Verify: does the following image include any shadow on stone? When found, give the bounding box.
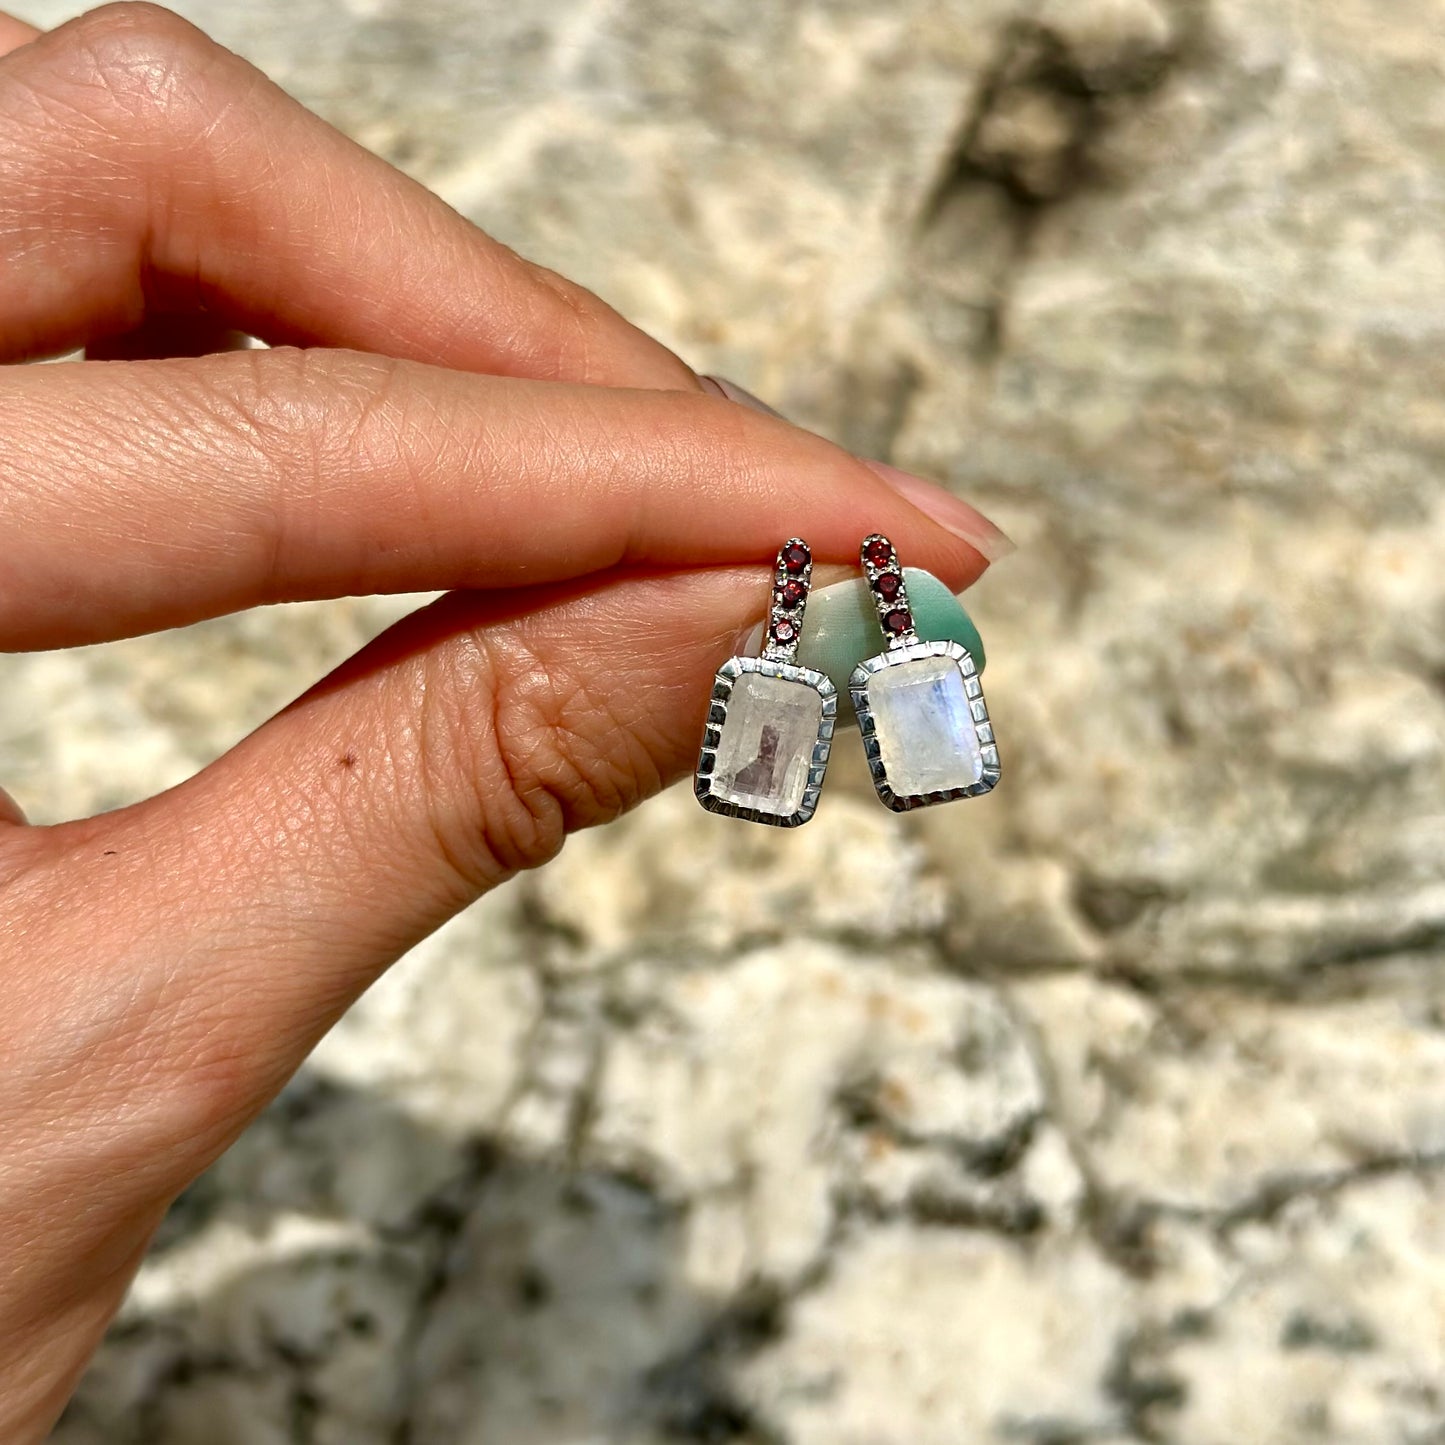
[54,1071,774,1445]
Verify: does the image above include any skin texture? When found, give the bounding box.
[0,5,1003,1436]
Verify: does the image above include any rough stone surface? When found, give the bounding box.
[5,0,1443,1439]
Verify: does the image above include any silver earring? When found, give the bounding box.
[694,538,837,826]
[850,534,1000,810]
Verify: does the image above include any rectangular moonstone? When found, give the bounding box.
[867,656,983,797]
[712,672,824,815]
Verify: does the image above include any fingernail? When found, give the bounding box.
[698,374,788,420]
[699,379,1013,562]
[863,460,1015,562]
[736,569,986,716]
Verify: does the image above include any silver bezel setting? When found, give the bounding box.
[695,656,837,827]
[850,639,1000,812]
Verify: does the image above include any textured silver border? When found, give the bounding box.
[695,656,837,827]
[849,639,1000,812]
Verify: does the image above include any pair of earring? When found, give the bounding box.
[695,536,1000,826]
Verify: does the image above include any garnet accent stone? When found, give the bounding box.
[883,608,913,635]
[782,544,810,574]
[772,619,797,643]
[864,539,893,569]
[780,580,806,607]
[874,572,902,600]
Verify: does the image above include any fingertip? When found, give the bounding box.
[690,382,1004,593]
[862,460,1015,564]
[0,11,41,56]
[697,374,788,420]
[0,785,29,826]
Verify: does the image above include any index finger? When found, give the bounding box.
[0,3,695,387]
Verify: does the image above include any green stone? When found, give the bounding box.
[796,568,986,707]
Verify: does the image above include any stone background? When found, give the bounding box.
[5,0,1445,1439]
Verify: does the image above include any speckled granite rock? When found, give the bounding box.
[10,0,1444,1440]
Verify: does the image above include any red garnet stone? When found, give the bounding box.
[875,572,902,600]
[782,544,810,573]
[780,580,806,607]
[773,619,797,643]
[864,538,893,569]
[884,608,913,635]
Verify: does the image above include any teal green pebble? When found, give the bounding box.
[796,568,986,712]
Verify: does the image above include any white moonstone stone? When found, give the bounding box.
[867,656,983,797]
[712,672,824,815]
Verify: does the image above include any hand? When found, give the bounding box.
[0,5,1003,1435]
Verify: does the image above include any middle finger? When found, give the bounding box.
[0,347,993,649]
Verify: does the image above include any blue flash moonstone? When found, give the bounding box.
[866,656,983,796]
